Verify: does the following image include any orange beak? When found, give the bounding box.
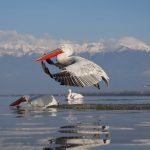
[10,97,26,106]
[35,48,63,62]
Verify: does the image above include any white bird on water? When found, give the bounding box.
[10,95,58,108]
[35,44,109,89]
[67,89,84,101]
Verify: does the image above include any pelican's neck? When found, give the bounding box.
[69,89,72,94]
[56,53,71,64]
[67,89,72,99]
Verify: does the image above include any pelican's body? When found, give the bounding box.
[67,89,84,101]
[10,95,58,108]
[36,44,109,89]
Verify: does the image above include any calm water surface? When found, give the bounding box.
[0,95,150,150]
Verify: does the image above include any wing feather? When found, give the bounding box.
[73,76,84,87]
[70,76,79,86]
[41,57,109,89]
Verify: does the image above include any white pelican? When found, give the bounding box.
[35,44,109,89]
[10,95,58,108]
[67,89,84,100]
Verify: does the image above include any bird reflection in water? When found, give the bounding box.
[67,98,84,105]
[10,106,58,118]
[44,122,110,150]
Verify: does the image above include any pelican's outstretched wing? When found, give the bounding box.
[41,58,109,89]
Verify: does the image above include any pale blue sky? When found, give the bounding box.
[0,0,150,94]
[0,0,150,41]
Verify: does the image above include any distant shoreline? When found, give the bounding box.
[0,91,150,97]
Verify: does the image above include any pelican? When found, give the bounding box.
[10,95,58,108]
[35,44,109,89]
[67,89,84,100]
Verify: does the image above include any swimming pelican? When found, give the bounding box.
[67,89,84,100]
[35,44,109,89]
[10,95,58,108]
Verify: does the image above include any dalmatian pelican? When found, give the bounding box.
[35,44,109,89]
[10,95,58,108]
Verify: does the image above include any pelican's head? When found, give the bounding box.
[59,44,73,56]
[35,44,73,62]
[68,89,72,93]
[22,95,30,101]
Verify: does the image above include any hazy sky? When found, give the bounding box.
[0,0,150,94]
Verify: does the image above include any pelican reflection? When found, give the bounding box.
[10,106,58,118]
[44,122,110,150]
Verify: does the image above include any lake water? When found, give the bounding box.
[0,95,150,150]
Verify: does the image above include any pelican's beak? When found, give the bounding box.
[10,97,26,106]
[35,48,63,62]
